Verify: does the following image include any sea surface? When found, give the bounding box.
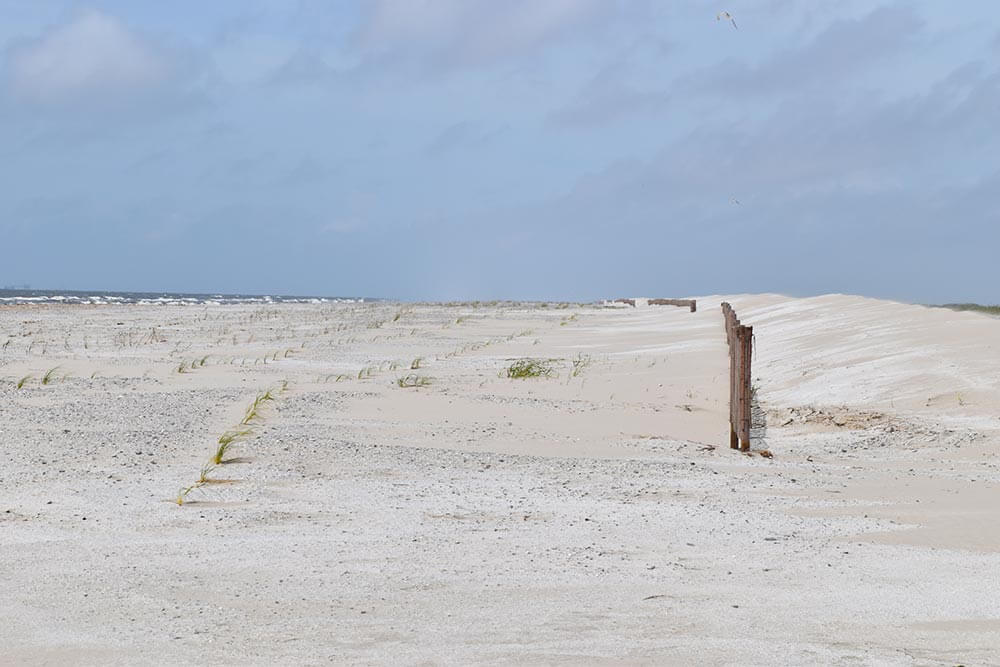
[0,289,367,306]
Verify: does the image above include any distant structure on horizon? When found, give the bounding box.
[1,284,31,290]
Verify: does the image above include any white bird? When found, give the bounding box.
[717,11,738,29]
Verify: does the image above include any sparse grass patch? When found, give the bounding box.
[504,358,557,379]
[16,374,30,389]
[410,357,423,370]
[396,374,432,388]
[560,313,579,326]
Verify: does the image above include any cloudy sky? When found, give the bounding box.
[1,1,997,301]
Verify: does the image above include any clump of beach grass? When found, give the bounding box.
[410,357,423,370]
[396,374,432,388]
[41,366,61,385]
[240,391,273,426]
[504,359,557,379]
[214,429,252,464]
[16,374,31,389]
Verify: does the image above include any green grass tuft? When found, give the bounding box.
[214,429,251,463]
[16,375,31,389]
[504,359,557,379]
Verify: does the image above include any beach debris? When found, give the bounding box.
[717,10,738,29]
[758,449,773,459]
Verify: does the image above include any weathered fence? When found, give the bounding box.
[721,302,752,451]
[649,298,697,312]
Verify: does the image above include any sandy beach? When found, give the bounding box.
[2,295,999,665]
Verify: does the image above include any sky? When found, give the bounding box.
[0,0,997,302]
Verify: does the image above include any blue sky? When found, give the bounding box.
[1,1,997,301]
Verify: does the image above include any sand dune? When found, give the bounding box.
[1,295,998,664]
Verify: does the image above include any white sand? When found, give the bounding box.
[1,295,998,664]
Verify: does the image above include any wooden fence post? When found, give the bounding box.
[738,325,753,451]
[721,303,753,451]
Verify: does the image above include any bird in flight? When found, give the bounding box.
[729,196,742,206]
[717,11,738,29]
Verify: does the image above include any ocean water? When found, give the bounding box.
[0,289,367,306]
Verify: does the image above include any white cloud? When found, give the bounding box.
[6,10,170,104]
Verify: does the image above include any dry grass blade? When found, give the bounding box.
[42,366,61,385]
[174,481,206,506]
[198,462,217,483]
